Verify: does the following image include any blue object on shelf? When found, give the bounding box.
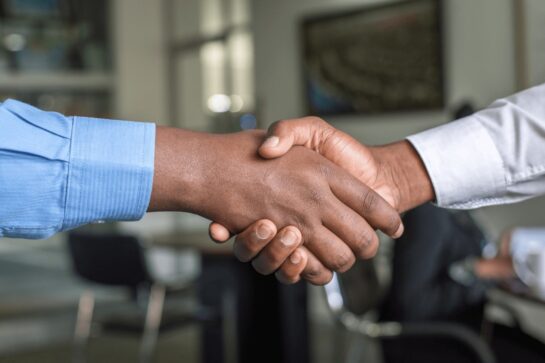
[8,0,61,17]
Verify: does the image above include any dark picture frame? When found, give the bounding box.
[300,0,445,116]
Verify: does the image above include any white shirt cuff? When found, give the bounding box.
[407,117,506,209]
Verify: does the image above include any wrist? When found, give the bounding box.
[370,140,434,212]
[148,126,210,213]
[149,128,268,225]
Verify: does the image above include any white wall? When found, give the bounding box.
[251,0,545,238]
[113,0,169,124]
[527,0,545,87]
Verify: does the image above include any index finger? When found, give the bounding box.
[327,164,404,239]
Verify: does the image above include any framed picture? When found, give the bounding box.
[301,0,444,116]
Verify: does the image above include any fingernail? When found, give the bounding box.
[262,136,279,148]
[393,223,404,239]
[280,230,298,247]
[290,251,302,264]
[256,224,272,240]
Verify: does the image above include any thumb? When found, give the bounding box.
[259,123,296,159]
[259,117,329,159]
[209,222,232,243]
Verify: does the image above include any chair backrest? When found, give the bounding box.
[67,232,151,288]
[382,203,486,323]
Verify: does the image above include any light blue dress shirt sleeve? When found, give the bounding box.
[0,99,156,239]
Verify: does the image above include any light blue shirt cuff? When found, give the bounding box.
[63,116,156,230]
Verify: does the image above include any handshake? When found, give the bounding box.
[149,117,435,285]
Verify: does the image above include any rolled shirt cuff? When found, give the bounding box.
[63,116,155,230]
[407,116,506,209]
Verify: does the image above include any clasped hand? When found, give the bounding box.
[207,118,413,285]
[151,119,429,285]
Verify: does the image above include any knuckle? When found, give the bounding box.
[361,190,380,213]
[335,211,351,225]
[359,233,380,259]
[306,116,327,126]
[310,271,334,286]
[352,231,378,259]
[362,241,380,259]
[304,264,322,279]
[270,119,288,132]
[290,215,310,238]
[318,163,333,179]
[308,188,325,205]
[306,116,336,140]
[386,214,402,234]
[329,250,355,273]
[285,214,308,239]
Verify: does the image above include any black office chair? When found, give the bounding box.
[324,261,496,363]
[67,232,205,363]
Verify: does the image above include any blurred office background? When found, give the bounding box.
[0,0,545,362]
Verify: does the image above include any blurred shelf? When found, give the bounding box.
[0,72,114,91]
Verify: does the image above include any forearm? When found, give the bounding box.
[370,140,435,213]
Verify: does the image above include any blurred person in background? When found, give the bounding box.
[380,103,496,329]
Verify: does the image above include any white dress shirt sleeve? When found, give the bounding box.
[407,83,545,209]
